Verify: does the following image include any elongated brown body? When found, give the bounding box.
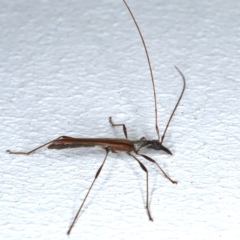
[48,137,135,153]
[47,136,172,155]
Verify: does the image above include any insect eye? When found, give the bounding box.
[147,141,161,150]
[152,141,161,150]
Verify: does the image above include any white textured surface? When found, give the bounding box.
[1,0,240,239]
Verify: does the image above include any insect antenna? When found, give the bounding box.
[123,0,186,144]
[161,66,186,144]
[123,0,160,141]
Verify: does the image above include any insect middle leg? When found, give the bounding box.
[6,136,74,155]
[109,117,128,139]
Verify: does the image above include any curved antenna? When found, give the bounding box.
[161,66,186,144]
[123,0,160,141]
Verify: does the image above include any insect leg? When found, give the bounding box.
[136,152,177,184]
[6,136,74,155]
[67,147,110,235]
[109,117,128,139]
[128,152,153,221]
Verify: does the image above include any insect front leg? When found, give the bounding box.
[128,152,153,221]
[109,117,128,139]
[6,136,74,155]
[136,152,177,184]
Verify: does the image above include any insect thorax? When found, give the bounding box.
[132,140,150,152]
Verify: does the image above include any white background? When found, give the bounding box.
[1,0,240,239]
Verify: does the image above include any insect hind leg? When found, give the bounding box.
[67,147,110,235]
[6,136,73,155]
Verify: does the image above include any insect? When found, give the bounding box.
[7,0,186,235]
